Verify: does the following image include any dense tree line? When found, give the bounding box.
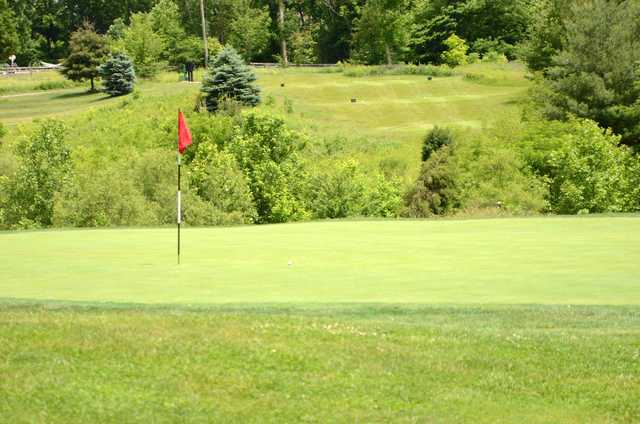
[3,0,537,66]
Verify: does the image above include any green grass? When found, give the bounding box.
[0,70,80,96]
[256,63,528,143]
[1,302,638,423]
[1,217,638,305]
[0,77,197,126]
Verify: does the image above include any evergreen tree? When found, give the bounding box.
[201,46,260,113]
[100,53,136,96]
[61,22,109,91]
[533,0,640,149]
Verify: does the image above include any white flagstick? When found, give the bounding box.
[177,149,182,265]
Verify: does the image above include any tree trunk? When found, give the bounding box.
[200,0,209,68]
[385,44,392,66]
[90,77,94,91]
[278,0,288,67]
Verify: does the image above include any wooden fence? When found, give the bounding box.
[250,62,335,68]
[0,66,60,75]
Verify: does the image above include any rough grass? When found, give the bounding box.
[1,302,638,423]
[1,217,638,305]
[0,71,81,95]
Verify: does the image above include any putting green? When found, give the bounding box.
[1,217,638,305]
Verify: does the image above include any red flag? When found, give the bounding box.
[178,111,192,154]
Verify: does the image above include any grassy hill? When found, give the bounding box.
[0,63,529,184]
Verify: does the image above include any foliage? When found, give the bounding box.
[228,6,271,62]
[188,142,256,224]
[407,133,547,217]
[519,0,569,72]
[228,112,308,224]
[61,22,110,91]
[409,0,534,64]
[421,126,454,162]
[529,0,640,149]
[305,159,402,219]
[339,63,455,78]
[150,0,191,66]
[201,47,260,113]
[543,119,639,214]
[441,34,468,67]
[117,12,166,78]
[0,0,19,60]
[2,120,72,228]
[289,25,319,65]
[351,0,411,65]
[100,53,136,96]
[53,154,157,227]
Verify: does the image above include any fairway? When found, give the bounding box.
[255,66,528,143]
[2,217,638,305]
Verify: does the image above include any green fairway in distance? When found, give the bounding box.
[1,216,638,305]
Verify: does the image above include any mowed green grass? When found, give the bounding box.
[0,77,198,125]
[256,64,528,143]
[1,217,638,305]
[1,303,639,423]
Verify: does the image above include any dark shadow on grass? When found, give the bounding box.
[51,90,103,100]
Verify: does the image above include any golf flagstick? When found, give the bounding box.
[177,110,192,265]
[177,150,181,264]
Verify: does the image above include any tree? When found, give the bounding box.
[422,126,454,162]
[441,34,468,67]
[228,6,271,61]
[351,0,410,65]
[532,0,640,149]
[100,52,135,96]
[61,22,109,91]
[201,46,260,112]
[150,0,186,65]
[0,0,19,61]
[3,120,72,228]
[117,12,166,78]
[277,0,289,66]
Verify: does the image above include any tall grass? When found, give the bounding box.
[0,71,81,95]
[337,63,456,78]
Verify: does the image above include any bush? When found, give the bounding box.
[421,126,454,162]
[407,134,547,217]
[545,119,640,214]
[341,63,455,78]
[228,112,309,223]
[53,159,157,227]
[482,50,508,64]
[201,47,260,113]
[306,159,403,219]
[441,34,468,67]
[2,120,72,228]
[100,53,136,96]
[188,142,256,224]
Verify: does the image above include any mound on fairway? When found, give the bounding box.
[1,217,638,305]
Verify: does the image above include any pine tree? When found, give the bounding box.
[62,22,109,92]
[100,53,135,96]
[201,47,260,113]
